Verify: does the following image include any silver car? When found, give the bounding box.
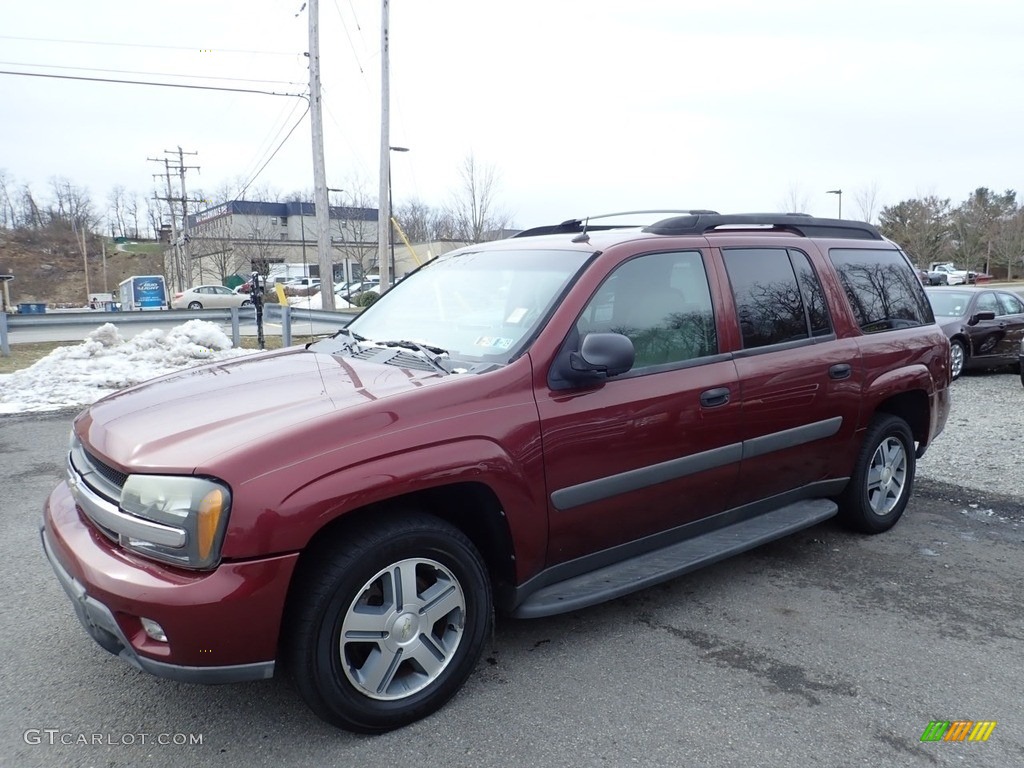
[171,285,253,310]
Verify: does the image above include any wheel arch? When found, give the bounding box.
[949,333,969,354]
[285,481,518,618]
[873,389,930,450]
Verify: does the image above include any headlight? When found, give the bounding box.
[119,475,231,570]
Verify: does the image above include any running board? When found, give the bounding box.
[513,499,838,619]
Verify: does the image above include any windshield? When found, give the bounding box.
[926,290,972,317]
[347,248,590,366]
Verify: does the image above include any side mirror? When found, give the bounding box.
[569,333,635,378]
[548,332,636,390]
[967,311,996,326]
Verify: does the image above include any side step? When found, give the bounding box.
[513,499,838,619]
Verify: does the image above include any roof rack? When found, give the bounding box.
[513,209,720,238]
[643,213,883,240]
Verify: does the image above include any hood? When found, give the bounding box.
[77,347,445,473]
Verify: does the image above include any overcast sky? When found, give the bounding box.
[2,0,1023,230]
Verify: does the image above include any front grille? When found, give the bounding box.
[82,447,129,491]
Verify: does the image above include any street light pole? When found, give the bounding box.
[388,146,409,283]
[377,0,391,292]
[826,189,843,219]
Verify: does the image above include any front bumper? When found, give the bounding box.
[42,481,300,684]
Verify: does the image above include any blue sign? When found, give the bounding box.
[133,277,166,309]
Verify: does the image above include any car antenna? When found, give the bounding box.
[571,217,591,243]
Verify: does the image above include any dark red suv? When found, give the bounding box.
[42,212,951,732]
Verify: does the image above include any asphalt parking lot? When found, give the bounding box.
[1,372,1022,768]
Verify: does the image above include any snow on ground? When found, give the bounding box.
[0,320,257,415]
[288,291,355,310]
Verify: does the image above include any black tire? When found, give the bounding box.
[285,513,492,733]
[240,300,252,307]
[187,301,203,310]
[949,339,967,380]
[1019,361,1023,388]
[838,414,916,534]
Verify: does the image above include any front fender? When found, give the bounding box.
[223,437,548,581]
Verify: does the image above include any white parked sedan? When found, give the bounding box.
[172,285,253,310]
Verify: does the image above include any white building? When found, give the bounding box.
[167,200,379,289]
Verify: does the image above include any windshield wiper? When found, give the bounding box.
[306,327,365,353]
[372,339,452,373]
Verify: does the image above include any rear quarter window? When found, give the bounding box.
[828,248,934,333]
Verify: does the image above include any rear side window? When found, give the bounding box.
[998,292,1024,316]
[722,248,832,349]
[828,249,934,333]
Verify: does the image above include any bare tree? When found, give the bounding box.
[49,177,98,231]
[124,191,142,239]
[329,183,379,280]
[393,198,433,243]
[853,183,881,223]
[107,185,129,238]
[146,192,164,240]
[445,154,512,243]
[0,169,15,229]
[779,183,810,214]
[18,184,44,228]
[234,217,283,281]
[191,215,245,284]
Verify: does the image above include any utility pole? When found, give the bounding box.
[307,0,336,309]
[171,146,200,283]
[149,150,200,290]
[72,218,91,302]
[377,0,392,292]
[150,157,182,290]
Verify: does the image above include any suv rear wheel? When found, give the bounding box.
[838,414,916,534]
[286,513,492,733]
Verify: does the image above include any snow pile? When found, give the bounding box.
[0,320,256,415]
[288,291,355,310]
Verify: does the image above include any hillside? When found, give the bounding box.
[0,226,166,307]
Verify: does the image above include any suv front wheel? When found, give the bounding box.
[286,513,492,733]
[838,414,916,534]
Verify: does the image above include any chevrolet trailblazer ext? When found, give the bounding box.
[43,212,950,732]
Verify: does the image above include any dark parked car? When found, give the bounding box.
[1019,337,1024,387]
[917,268,948,286]
[925,286,1024,379]
[44,212,950,733]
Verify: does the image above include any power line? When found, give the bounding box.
[236,97,307,193]
[0,59,306,87]
[332,0,366,75]
[234,102,311,200]
[0,69,307,98]
[0,33,298,57]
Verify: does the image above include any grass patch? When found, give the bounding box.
[0,341,66,374]
[239,335,319,351]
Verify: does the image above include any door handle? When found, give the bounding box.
[829,363,852,380]
[699,387,730,408]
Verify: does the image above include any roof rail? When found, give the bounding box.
[643,213,883,240]
[513,209,720,238]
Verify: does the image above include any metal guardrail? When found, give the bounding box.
[0,305,359,357]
